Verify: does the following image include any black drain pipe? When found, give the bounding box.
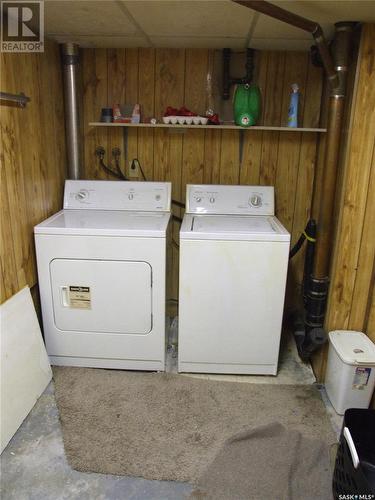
[302,220,317,305]
[301,219,328,359]
[289,220,327,361]
[222,48,254,100]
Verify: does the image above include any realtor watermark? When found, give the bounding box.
[1,1,44,52]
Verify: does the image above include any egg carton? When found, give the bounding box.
[162,116,208,125]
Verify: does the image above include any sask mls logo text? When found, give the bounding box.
[1,1,44,52]
[339,495,375,500]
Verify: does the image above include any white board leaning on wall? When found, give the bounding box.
[0,286,52,453]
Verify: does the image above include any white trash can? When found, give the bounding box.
[325,330,375,415]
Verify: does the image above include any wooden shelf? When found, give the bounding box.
[89,122,327,133]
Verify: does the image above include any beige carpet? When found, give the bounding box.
[53,367,335,483]
[190,422,333,500]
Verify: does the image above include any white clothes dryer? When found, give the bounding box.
[35,180,171,371]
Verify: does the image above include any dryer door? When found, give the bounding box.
[50,259,152,334]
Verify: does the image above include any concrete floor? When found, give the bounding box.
[1,333,341,500]
[0,382,193,500]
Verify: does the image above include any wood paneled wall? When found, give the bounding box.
[314,24,375,381]
[82,48,323,304]
[0,41,66,304]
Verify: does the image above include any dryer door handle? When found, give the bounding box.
[61,286,70,307]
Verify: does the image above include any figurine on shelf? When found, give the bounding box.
[206,108,220,125]
[112,103,141,123]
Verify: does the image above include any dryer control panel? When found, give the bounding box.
[64,181,171,212]
[186,185,275,215]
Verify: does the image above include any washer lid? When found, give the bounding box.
[329,330,375,365]
[180,215,290,242]
[34,210,170,237]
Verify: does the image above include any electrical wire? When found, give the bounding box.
[172,214,183,223]
[131,158,186,210]
[98,152,187,213]
[171,199,185,209]
[289,232,306,260]
[99,158,124,179]
[130,158,147,181]
[96,151,183,252]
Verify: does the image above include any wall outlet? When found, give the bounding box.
[128,160,140,178]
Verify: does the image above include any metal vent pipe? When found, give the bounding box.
[61,43,81,180]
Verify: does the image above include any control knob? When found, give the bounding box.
[250,195,262,207]
[76,189,89,201]
[209,197,215,203]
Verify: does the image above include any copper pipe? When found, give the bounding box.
[331,22,357,96]
[313,22,355,278]
[313,96,345,277]
[232,0,339,89]
[234,0,316,31]
[311,82,330,220]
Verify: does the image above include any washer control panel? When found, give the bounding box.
[64,180,171,211]
[186,185,274,215]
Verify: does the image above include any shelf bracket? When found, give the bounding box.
[122,126,129,164]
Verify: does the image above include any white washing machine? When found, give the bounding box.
[35,180,171,371]
[178,184,290,375]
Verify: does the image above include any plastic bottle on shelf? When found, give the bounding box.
[288,83,299,127]
[233,84,261,127]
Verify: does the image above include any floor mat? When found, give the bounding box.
[190,422,332,500]
[53,367,335,483]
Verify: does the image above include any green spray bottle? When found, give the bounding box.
[233,83,261,127]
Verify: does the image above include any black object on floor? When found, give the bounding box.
[333,408,375,498]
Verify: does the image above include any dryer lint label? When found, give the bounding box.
[69,286,91,309]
